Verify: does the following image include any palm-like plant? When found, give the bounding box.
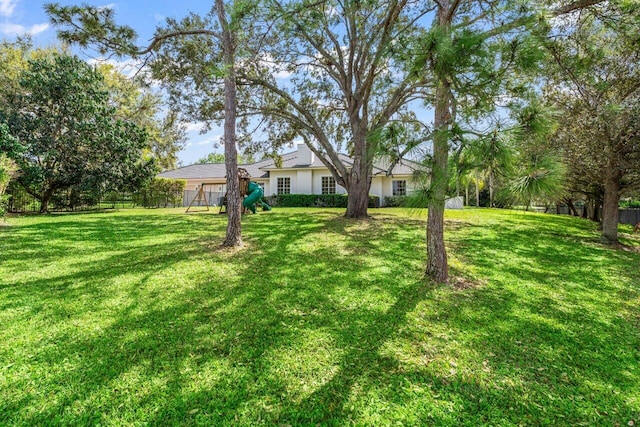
[508,153,567,210]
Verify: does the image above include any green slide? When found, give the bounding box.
[242,181,272,214]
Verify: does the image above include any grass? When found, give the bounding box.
[1,207,639,426]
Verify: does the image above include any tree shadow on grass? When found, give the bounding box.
[2,209,639,426]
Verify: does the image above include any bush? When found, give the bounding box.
[384,196,408,207]
[133,178,186,208]
[270,193,379,208]
[620,200,640,209]
[0,194,9,219]
[0,154,19,219]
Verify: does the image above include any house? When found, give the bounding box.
[157,144,423,207]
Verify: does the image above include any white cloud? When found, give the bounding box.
[86,57,147,79]
[0,0,16,17]
[196,135,221,146]
[253,53,293,80]
[96,3,116,12]
[154,13,165,22]
[0,22,49,36]
[185,122,206,133]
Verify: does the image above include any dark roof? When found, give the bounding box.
[158,162,269,180]
[158,149,424,180]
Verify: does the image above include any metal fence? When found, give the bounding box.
[620,209,640,225]
[543,205,640,225]
[5,187,182,212]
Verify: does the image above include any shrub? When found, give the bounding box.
[383,196,408,207]
[620,200,640,209]
[0,154,19,219]
[270,194,379,208]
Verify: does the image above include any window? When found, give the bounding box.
[277,177,291,195]
[392,180,406,196]
[321,176,336,194]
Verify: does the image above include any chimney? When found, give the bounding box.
[297,143,314,165]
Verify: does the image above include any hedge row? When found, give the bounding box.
[383,196,409,207]
[268,193,379,208]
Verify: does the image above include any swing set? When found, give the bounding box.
[185,168,253,214]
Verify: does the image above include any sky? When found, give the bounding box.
[1,0,235,166]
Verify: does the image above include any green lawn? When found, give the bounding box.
[1,207,639,426]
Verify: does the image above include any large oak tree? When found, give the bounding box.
[0,53,154,212]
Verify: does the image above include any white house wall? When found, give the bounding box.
[312,170,346,195]
[370,177,383,207]
[267,171,295,195]
[297,170,313,194]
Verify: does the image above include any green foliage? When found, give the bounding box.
[271,193,379,208]
[0,208,638,425]
[196,152,256,164]
[45,3,139,56]
[133,178,186,208]
[383,195,408,207]
[1,52,155,211]
[97,63,186,171]
[197,153,226,164]
[0,151,19,219]
[620,200,640,209]
[508,153,567,207]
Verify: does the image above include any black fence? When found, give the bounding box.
[541,205,639,225]
[5,186,183,213]
[620,209,640,226]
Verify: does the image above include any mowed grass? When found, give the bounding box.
[1,207,639,426]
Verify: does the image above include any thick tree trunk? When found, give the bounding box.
[38,187,55,213]
[601,175,620,244]
[39,197,49,214]
[345,122,373,219]
[345,174,371,218]
[217,0,242,248]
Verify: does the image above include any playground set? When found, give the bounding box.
[185,167,271,214]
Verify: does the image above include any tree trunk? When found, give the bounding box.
[489,170,494,208]
[565,198,578,216]
[345,173,371,218]
[345,122,373,219]
[600,175,620,244]
[217,0,242,248]
[39,197,49,214]
[425,3,454,284]
[475,171,480,207]
[426,84,452,281]
[465,182,469,207]
[426,123,449,282]
[38,187,55,213]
